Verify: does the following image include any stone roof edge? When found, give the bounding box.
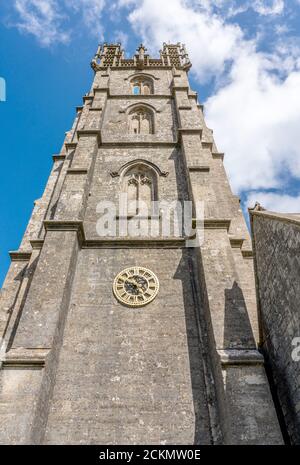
[249,205,300,228]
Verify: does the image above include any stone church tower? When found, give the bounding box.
[0,43,283,445]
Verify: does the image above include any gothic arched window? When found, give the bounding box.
[131,77,153,95]
[123,164,158,216]
[128,107,154,135]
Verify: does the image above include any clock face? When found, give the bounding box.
[113,267,159,307]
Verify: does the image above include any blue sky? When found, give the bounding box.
[0,0,300,286]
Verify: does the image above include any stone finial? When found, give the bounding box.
[254,202,266,211]
[136,44,147,69]
[137,44,147,56]
[180,43,192,70]
[249,202,266,212]
[91,44,102,70]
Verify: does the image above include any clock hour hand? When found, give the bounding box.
[126,277,138,287]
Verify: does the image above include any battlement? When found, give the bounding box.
[91,43,192,71]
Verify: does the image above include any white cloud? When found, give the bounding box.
[113,30,129,48]
[123,0,300,209]
[246,192,300,213]
[165,1,285,17]
[66,0,106,39]
[13,0,106,45]
[10,0,300,213]
[205,50,300,192]
[127,0,243,83]
[14,0,70,46]
[252,0,284,15]
[275,24,290,35]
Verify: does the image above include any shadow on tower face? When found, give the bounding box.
[224,281,256,349]
[173,249,215,445]
[5,257,39,351]
[175,243,280,445]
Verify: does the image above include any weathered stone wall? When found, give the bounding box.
[95,68,174,95]
[102,99,176,144]
[250,209,300,444]
[84,146,185,239]
[43,248,213,445]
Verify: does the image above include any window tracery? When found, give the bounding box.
[131,77,153,95]
[123,164,158,216]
